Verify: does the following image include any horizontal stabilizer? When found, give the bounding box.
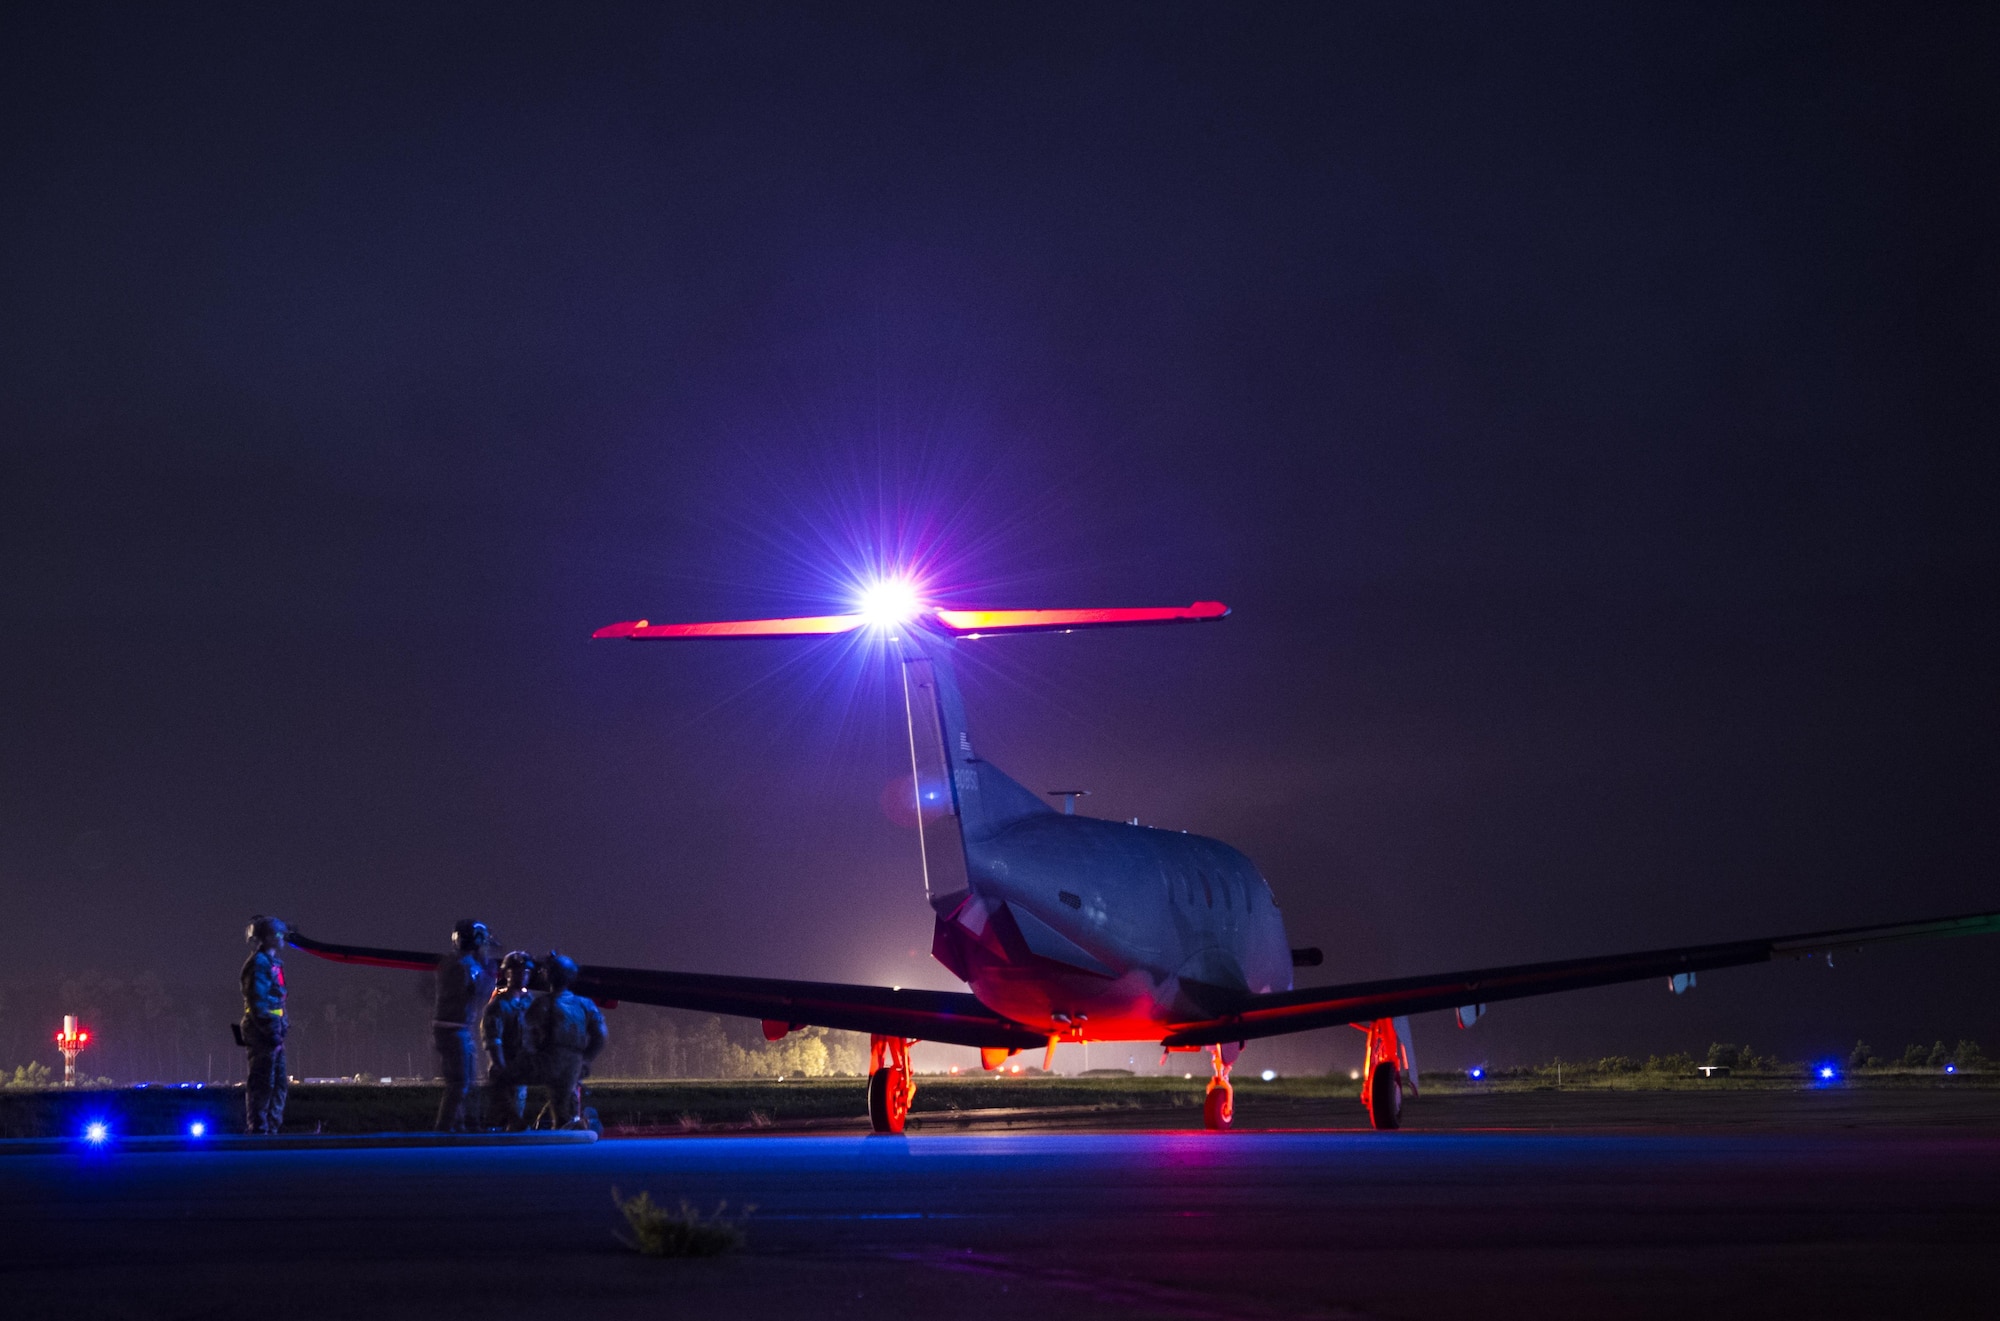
[593,614,865,639]
[593,601,1229,641]
[932,602,1228,635]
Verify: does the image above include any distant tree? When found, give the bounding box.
[1902,1042,1930,1068]
[1706,1043,1742,1070]
[1848,1040,1873,1070]
[4,1062,53,1088]
[1926,1041,1950,1068]
[1951,1041,1985,1071]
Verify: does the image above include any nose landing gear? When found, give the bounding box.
[867,1035,917,1134]
[1203,1043,1236,1130]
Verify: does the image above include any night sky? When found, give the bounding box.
[4,4,1997,1078]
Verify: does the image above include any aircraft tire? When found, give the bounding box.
[1367,1060,1402,1131]
[867,1066,909,1134]
[1202,1081,1233,1131]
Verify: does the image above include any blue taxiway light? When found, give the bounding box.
[82,1122,110,1145]
[1946,1064,1957,1074]
[1470,1067,1485,1080]
[189,1121,207,1137]
[1819,1066,1835,1079]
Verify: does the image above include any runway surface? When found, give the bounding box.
[6,1123,1999,1321]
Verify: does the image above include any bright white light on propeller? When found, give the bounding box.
[858,578,923,628]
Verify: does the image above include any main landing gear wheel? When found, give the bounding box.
[866,1034,917,1134]
[867,1065,911,1134]
[1366,1060,1402,1131]
[1203,1081,1234,1131]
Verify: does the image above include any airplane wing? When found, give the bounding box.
[288,930,441,971]
[287,931,1048,1051]
[1160,909,2000,1047]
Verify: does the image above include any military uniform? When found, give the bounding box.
[481,980,538,1130]
[240,946,288,1134]
[432,948,491,1131]
[527,984,607,1127]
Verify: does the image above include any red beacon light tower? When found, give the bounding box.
[55,1015,91,1087]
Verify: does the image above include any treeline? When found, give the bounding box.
[597,1013,872,1079]
[1,973,873,1084]
[0,971,242,1085]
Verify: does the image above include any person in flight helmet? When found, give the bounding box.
[527,952,606,1128]
[432,919,493,1132]
[481,951,539,1131]
[239,915,290,1134]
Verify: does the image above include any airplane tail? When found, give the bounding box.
[595,597,1230,896]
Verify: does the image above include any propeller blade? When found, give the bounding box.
[593,614,867,639]
[930,601,1229,635]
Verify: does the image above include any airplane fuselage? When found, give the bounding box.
[930,812,1294,1042]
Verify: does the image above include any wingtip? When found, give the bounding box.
[592,620,648,639]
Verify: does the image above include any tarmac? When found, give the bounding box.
[3,1091,1997,1321]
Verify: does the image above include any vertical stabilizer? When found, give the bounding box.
[901,641,1052,859]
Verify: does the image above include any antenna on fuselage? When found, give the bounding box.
[1047,790,1089,816]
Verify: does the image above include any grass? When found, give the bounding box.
[613,1188,751,1257]
[5,1069,1994,1138]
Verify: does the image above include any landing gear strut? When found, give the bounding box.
[867,1035,916,1134]
[1357,1017,1410,1131]
[1203,1043,1235,1131]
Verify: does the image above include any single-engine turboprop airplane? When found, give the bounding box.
[291,585,2000,1132]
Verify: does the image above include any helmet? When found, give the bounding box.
[246,915,288,944]
[543,952,579,991]
[451,919,490,953]
[499,950,534,984]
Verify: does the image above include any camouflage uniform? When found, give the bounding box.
[481,959,538,1131]
[527,955,606,1128]
[240,944,288,1134]
[432,941,491,1132]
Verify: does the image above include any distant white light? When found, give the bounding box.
[83,1122,109,1145]
[858,578,922,628]
[1260,1069,1277,1082]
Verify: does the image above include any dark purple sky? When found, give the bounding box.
[4,4,1997,1075]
